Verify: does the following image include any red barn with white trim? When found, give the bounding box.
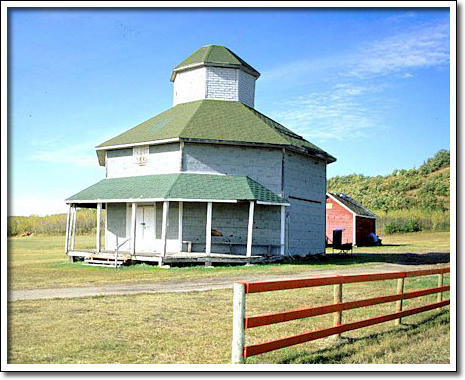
[326,193,377,246]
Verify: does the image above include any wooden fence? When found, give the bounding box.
[231,267,450,363]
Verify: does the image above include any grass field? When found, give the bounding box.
[8,275,450,364]
[7,231,451,365]
[8,231,450,290]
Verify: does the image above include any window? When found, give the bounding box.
[133,145,149,166]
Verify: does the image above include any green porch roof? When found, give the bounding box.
[66,173,288,205]
[171,45,260,81]
[96,100,336,163]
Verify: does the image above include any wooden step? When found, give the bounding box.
[83,262,122,268]
[85,259,124,264]
[83,258,124,267]
[86,255,130,262]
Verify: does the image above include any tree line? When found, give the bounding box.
[8,209,105,237]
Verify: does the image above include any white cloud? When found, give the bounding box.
[261,20,449,88]
[9,197,69,217]
[348,21,450,78]
[400,73,413,79]
[271,84,386,141]
[260,55,354,85]
[31,142,99,167]
[266,19,449,141]
[385,11,418,23]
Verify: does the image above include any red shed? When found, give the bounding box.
[326,193,377,246]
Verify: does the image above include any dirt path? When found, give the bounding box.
[8,262,450,302]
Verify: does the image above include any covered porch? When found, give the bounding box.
[65,173,289,267]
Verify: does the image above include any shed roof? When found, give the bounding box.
[96,99,336,165]
[171,45,260,81]
[327,193,377,218]
[66,173,289,205]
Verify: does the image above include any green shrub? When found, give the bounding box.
[384,218,422,234]
[376,210,449,233]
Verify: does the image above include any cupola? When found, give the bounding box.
[170,45,260,108]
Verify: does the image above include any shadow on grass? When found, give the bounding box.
[54,252,450,271]
[277,310,450,364]
[283,252,450,266]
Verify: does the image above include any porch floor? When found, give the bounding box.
[68,249,267,265]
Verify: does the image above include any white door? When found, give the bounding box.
[135,206,155,252]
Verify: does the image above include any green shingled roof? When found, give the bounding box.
[66,173,288,204]
[96,99,335,163]
[171,45,260,81]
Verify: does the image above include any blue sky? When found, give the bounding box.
[8,7,451,216]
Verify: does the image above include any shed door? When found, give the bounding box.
[135,206,155,252]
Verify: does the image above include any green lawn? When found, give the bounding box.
[8,231,450,290]
[8,275,450,364]
[7,231,451,364]
[341,230,451,254]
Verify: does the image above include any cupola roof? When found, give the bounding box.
[170,45,260,81]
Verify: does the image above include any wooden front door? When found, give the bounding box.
[135,206,155,252]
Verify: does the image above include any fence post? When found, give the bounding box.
[395,277,405,325]
[231,283,246,364]
[333,278,343,339]
[437,273,444,310]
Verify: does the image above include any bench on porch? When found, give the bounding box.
[183,240,281,255]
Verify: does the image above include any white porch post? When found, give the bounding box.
[161,201,169,258]
[246,201,255,257]
[280,205,286,256]
[178,201,183,252]
[205,202,212,256]
[71,206,77,250]
[65,204,72,254]
[205,202,213,267]
[131,202,137,256]
[96,203,102,253]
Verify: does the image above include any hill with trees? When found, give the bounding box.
[328,150,450,212]
[327,150,450,232]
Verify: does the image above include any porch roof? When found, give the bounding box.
[65,173,289,205]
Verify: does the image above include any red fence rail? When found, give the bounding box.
[231,267,450,363]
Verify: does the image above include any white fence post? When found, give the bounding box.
[231,282,246,364]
